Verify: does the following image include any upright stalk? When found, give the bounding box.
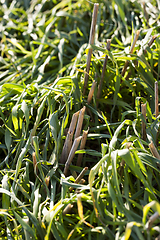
[83,3,99,95]
[121,30,140,77]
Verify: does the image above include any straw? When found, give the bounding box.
[60,131,73,164]
[138,35,157,57]
[83,3,99,95]
[32,152,38,175]
[142,2,149,23]
[69,167,88,191]
[76,128,89,167]
[62,204,74,215]
[60,110,79,163]
[125,35,157,80]
[75,168,88,184]
[87,80,97,104]
[64,136,82,176]
[148,35,157,47]
[68,110,80,133]
[121,30,140,77]
[149,141,160,161]
[74,106,86,140]
[147,212,159,230]
[45,176,50,187]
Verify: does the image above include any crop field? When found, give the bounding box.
[0,0,160,239]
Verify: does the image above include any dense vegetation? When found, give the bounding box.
[0,0,160,239]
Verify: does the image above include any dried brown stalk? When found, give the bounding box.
[83,3,99,95]
[148,35,157,47]
[147,212,159,230]
[60,111,79,164]
[142,2,149,23]
[62,203,74,215]
[97,39,111,105]
[130,31,141,54]
[32,152,38,174]
[125,35,157,80]
[141,103,146,141]
[69,167,88,191]
[60,131,73,164]
[64,136,82,176]
[68,110,80,133]
[45,176,50,187]
[149,141,160,161]
[76,129,89,167]
[138,35,157,57]
[87,81,97,104]
[74,106,86,140]
[121,30,141,77]
[79,179,85,184]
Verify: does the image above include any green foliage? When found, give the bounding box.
[0,0,160,239]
